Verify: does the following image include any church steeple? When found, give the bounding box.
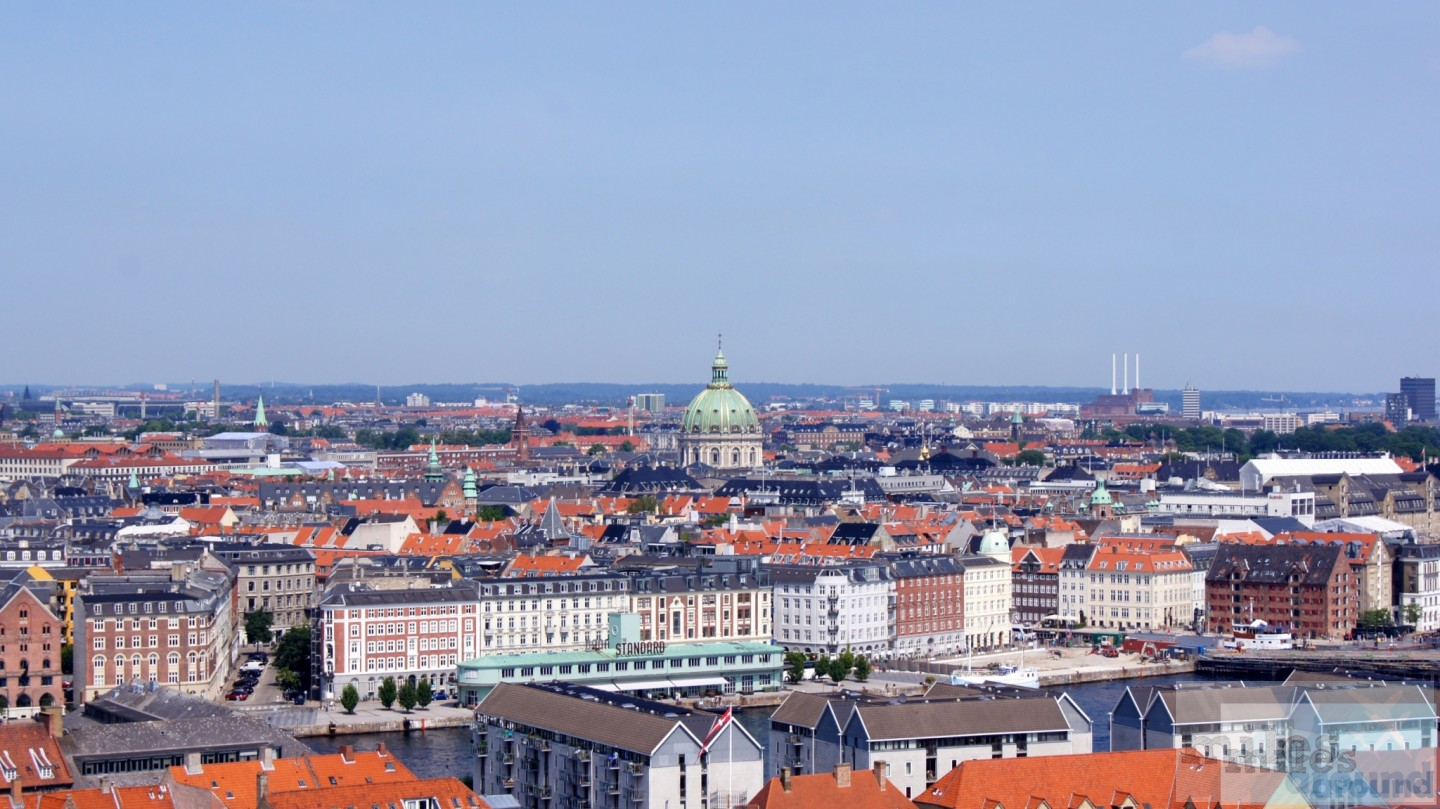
[254,395,268,429]
[424,438,444,483]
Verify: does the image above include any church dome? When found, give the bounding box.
[681,349,761,435]
[1090,480,1114,507]
[978,527,1010,557]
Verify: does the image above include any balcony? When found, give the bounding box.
[787,735,801,746]
[827,594,839,605]
[577,750,591,762]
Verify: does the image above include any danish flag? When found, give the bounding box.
[700,706,733,753]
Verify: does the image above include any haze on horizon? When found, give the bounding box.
[2,4,1436,392]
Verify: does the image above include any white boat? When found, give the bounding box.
[1222,619,1293,651]
[950,663,1041,689]
[949,644,1041,688]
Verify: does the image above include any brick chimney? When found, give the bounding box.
[780,768,792,793]
[834,762,852,788]
[873,760,888,787]
[10,775,21,805]
[256,771,269,804]
[42,706,63,739]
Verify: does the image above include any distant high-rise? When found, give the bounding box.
[1400,377,1436,423]
[633,393,666,414]
[1182,385,1201,420]
[1386,393,1411,428]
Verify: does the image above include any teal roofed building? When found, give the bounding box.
[679,345,764,470]
[457,613,782,704]
[253,395,268,429]
[1089,478,1115,518]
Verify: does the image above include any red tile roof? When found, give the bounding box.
[749,766,916,809]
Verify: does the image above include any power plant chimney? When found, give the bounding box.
[213,379,221,420]
[1111,354,1117,396]
[1123,353,1129,394]
[1136,353,1141,391]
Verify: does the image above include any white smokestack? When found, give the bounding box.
[1123,353,1129,394]
[1111,354,1117,396]
[1135,353,1141,392]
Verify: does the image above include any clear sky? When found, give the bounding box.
[2,4,1436,392]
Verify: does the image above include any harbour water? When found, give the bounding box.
[307,672,1241,780]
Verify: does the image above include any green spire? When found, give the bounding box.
[254,395,268,429]
[128,470,140,489]
[424,437,444,483]
[463,466,477,499]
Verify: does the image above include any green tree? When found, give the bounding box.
[417,679,433,708]
[832,648,855,683]
[588,444,608,456]
[245,610,275,646]
[273,626,312,690]
[1358,608,1393,630]
[619,440,636,453]
[627,495,659,515]
[1404,602,1423,626]
[784,652,807,684]
[475,505,509,522]
[433,509,449,526]
[341,683,360,714]
[377,676,398,710]
[276,669,301,691]
[60,643,73,675]
[853,656,872,682]
[815,654,832,683]
[398,680,418,713]
[1015,449,1047,466]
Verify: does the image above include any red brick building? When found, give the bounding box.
[889,557,965,658]
[0,585,64,718]
[1205,543,1357,640]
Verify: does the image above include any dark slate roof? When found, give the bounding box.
[476,683,689,756]
[1206,542,1343,585]
[715,477,885,505]
[599,466,702,494]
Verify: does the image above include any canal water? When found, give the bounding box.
[308,672,1246,780]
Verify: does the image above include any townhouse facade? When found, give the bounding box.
[630,568,772,645]
[1205,543,1357,640]
[1011,547,1061,628]
[316,579,480,699]
[0,583,65,718]
[203,541,317,636]
[1393,541,1440,630]
[1083,543,1194,631]
[475,572,632,655]
[887,556,965,658]
[769,564,894,657]
[74,566,237,704]
[959,556,1012,651]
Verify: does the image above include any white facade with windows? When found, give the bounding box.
[770,564,894,656]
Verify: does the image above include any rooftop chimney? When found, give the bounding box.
[256,771,269,804]
[100,777,111,795]
[10,775,21,805]
[42,706,63,739]
[834,762,852,788]
[781,767,793,793]
[873,760,888,787]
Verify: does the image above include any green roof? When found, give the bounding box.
[459,640,779,670]
[680,349,760,435]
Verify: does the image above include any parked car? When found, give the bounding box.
[225,691,250,701]
[432,690,448,701]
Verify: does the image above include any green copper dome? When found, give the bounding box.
[978,527,1009,556]
[1090,479,1113,507]
[681,348,761,435]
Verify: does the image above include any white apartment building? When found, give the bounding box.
[1085,545,1194,631]
[316,580,480,699]
[770,563,894,657]
[476,573,632,654]
[629,568,772,645]
[960,555,1012,650]
[1057,544,1097,623]
[1156,489,1317,527]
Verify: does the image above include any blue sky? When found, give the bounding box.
[2,4,1436,391]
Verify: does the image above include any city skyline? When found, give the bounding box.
[3,4,1437,389]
